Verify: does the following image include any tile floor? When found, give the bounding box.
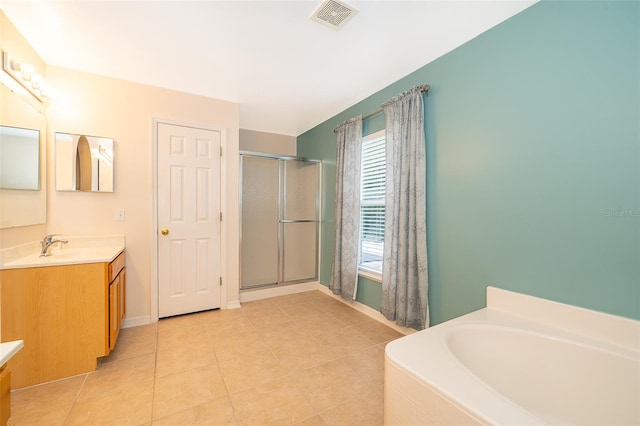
[8,290,404,425]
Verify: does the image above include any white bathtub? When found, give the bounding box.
[384,287,640,425]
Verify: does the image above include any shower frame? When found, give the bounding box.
[239,151,321,291]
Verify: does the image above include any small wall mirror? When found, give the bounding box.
[0,125,40,190]
[55,132,114,192]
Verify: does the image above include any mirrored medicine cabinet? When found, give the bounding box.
[55,132,114,192]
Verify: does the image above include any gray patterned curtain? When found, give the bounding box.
[381,87,429,329]
[330,116,363,300]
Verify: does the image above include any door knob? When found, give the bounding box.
[161,229,169,235]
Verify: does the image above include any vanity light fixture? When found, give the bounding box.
[1,50,48,102]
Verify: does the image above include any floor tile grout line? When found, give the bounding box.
[61,373,89,425]
[12,291,394,425]
[274,304,380,421]
[148,324,159,424]
[205,316,241,425]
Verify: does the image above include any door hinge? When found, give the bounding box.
[219,277,222,286]
[220,212,222,221]
[219,146,222,156]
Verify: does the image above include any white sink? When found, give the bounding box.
[48,246,121,260]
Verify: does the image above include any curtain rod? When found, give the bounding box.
[333,84,430,133]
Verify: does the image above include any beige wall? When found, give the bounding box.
[239,129,296,156]
[45,67,240,322]
[1,11,241,323]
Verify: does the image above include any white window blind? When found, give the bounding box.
[359,130,386,275]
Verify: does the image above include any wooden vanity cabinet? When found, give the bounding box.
[0,250,126,389]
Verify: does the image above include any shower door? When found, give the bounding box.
[240,153,319,290]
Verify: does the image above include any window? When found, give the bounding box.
[359,129,386,279]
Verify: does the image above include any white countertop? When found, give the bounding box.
[0,235,125,270]
[0,340,24,366]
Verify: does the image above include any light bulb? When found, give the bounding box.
[10,58,21,72]
[32,77,42,91]
[21,65,33,82]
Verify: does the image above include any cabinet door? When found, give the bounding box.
[108,276,120,352]
[118,268,126,328]
[0,366,10,425]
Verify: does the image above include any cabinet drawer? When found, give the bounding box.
[108,251,126,282]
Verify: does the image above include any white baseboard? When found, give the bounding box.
[317,285,415,335]
[122,316,152,328]
[225,300,242,310]
[124,301,241,328]
[239,281,319,303]
[123,284,414,336]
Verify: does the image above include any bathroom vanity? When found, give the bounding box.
[0,340,23,424]
[0,237,125,389]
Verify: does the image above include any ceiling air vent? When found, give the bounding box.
[310,0,358,31]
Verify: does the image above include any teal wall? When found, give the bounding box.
[297,1,640,325]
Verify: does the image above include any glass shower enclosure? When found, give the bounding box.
[240,152,320,290]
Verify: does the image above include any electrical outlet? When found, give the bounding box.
[115,209,125,221]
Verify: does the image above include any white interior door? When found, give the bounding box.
[157,122,221,317]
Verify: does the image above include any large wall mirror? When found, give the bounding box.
[55,132,114,192]
[0,125,40,190]
[0,81,46,229]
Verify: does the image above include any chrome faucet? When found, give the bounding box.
[39,234,69,257]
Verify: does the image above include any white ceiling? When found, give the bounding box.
[1,1,536,136]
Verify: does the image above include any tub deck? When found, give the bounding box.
[384,287,640,425]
